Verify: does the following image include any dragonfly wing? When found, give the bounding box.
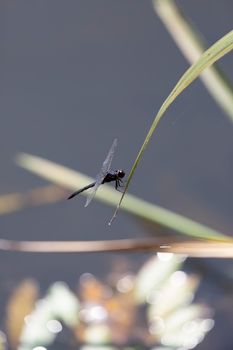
[101,138,117,174]
[84,138,118,207]
[84,181,100,207]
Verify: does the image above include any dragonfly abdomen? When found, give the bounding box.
[67,182,96,200]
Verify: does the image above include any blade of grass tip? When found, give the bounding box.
[152,0,233,122]
[109,29,233,225]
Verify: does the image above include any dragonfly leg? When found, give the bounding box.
[118,179,125,187]
[115,180,124,192]
[115,180,118,190]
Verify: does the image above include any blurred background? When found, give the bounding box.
[0,1,233,349]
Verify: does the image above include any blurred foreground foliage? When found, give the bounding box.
[3,255,214,350]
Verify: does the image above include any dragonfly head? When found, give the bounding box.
[116,169,125,179]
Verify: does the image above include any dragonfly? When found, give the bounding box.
[67,138,125,207]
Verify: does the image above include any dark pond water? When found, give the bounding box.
[0,1,233,349]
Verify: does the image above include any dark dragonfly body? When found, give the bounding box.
[67,169,125,200]
[67,138,125,206]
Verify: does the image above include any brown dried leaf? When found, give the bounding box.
[5,279,38,349]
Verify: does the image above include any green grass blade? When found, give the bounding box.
[109,30,233,224]
[16,153,231,241]
[153,0,233,122]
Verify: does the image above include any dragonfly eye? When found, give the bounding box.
[117,170,125,178]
